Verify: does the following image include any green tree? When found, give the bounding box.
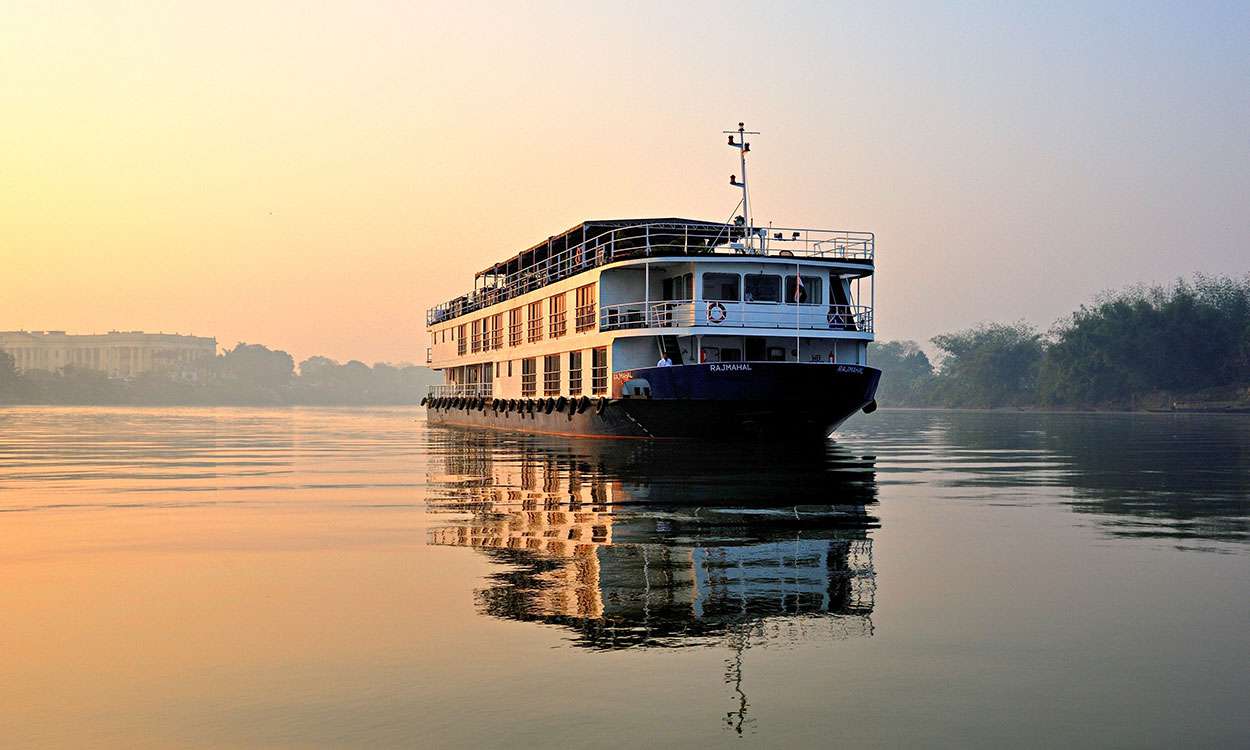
[930,323,1043,407]
[1040,275,1250,405]
[869,340,936,405]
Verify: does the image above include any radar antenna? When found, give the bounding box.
[724,122,760,252]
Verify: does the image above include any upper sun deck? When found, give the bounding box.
[425,218,873,327]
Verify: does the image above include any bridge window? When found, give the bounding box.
[662,273,692,301]
[703,273,740,301]
[785,275,823,304]
[744,274,781,303]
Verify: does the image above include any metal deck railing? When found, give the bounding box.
[426,222,873,326]
[427,383,493,398]
[599,301,873,333]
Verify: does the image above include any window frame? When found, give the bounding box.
[744,273,782,303]
[785,275,823,305]
[569,350,583,394]
[543,353,561,396]
[702,272,741,301]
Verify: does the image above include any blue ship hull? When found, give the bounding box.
[426,362,880,440]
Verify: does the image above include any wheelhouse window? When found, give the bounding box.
[744,274,781,303]
[521,358,536,396]
[508,307,523,346]
[543,354,561,395]
[591,347,607,394]
[527,301,543,343]
[569,350,583,394]
[662,273,693,301]
[703,273,740,301]
[548,293,566,338]
[785,275,823,305]
[574,283,596,332]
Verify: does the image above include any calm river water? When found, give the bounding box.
[1,407,1247,748]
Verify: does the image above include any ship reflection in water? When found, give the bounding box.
[425,431,878,654]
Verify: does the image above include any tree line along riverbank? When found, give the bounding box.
[872,274,1250,411]
[0,343,440,406]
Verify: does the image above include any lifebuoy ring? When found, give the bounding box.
[707,301,727,324]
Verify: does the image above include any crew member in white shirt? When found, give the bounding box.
[656,353,673,367]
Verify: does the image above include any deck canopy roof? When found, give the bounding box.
[475,218,728,280]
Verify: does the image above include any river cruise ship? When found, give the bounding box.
[422,125,880,438]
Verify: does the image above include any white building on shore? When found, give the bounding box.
[0,330,217,378]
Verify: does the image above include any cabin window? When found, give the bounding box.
[569,351,583,394]
[543,354,561,395]
[508,308,523,346]
[471,319,482,353]
[548,294,566,338]
[703,273,740,301]
[457,324,467,355]
[527,301,543,342]
[721,347,742,362]
[508,360,513,378]
[575,283,596,332]
[785,275,823,305]
[521,358,536,396]
[490,313,503,349]
[591,347,608,394]
[662,273,693,301]
[744,274,781,303]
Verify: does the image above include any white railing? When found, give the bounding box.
[426,221,874,325]
[599,301,873,333]
[427,383,493,398]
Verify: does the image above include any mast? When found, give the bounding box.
[725,122,760,252]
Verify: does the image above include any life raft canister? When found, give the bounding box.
[707,301,727,324]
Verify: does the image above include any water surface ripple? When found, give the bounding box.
[0,406,1246,748]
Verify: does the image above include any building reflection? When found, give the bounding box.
[425,431,878,650]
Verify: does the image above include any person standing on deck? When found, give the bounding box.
[657,353,673,367]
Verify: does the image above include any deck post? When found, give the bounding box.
[644,261,650,327]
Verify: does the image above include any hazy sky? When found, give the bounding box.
[3,1,1247,364]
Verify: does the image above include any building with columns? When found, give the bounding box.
[0,330,217,378]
